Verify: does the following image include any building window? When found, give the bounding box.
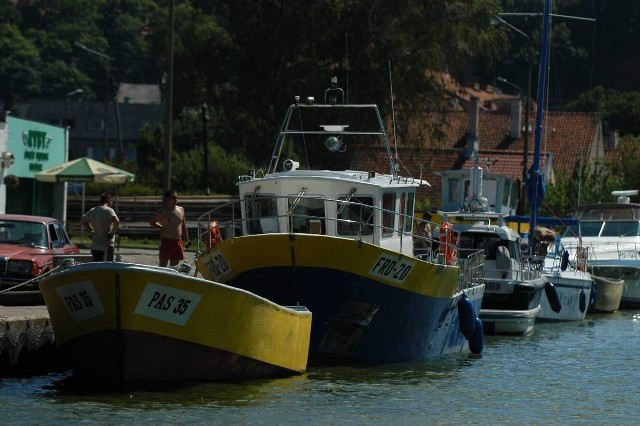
[88,120,104,132]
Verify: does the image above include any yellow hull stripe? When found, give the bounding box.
[197,234,460,298]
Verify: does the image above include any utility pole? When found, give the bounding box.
[163,0,175,191]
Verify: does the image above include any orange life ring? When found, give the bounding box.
[438,222,458,265]
[202,220,221,249]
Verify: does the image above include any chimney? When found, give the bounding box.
[510,98,522,139]
[466,96,480,156]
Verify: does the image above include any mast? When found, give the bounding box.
[528,0,552,252]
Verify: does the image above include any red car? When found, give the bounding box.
[0,214,79,305]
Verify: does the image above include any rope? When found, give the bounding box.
[0,251,202,296]
[0,263,66,294]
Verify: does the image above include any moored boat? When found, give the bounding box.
[529,223,595,322]
[441,165,552,335]
[40,261,312,381]
[195,79,486,364]
[561,190,640,308]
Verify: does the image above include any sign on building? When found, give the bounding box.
[7,117,66,178]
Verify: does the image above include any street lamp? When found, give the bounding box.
[64,88,83,127]
[496,16,533,218]
[497,76,522,94]
[74,42,123,163]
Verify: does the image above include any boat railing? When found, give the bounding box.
[457,251,485,291]
[562,240,640,262]
[194,196,462,265]
[542,244,589,274]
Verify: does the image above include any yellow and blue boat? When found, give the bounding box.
[195,79,486,364]
[40,262,311,381]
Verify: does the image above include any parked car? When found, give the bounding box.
[0,214,80,305]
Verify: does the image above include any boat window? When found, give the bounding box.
[458,233,503,260]
[449,179,460,206]
[337,196,373,236]
[382,193,395,236]
[563,222,602,238]
[244,196,278,234]
[288,196,325,234]
[399,193,406,233]
[404,192,415,233]
[602,221,640,237]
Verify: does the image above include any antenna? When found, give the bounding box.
[388,60,398,159]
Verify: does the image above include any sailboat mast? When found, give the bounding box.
[528,0,552,251]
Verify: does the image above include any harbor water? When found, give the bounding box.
[1,309,639,424]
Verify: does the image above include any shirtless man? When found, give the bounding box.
[149,190,190,267]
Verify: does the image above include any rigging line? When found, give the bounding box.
[388,60,398,159]
[296,107,310,170]
[587,0,597,112]
[543,12,553,155]
[345,32,349,104]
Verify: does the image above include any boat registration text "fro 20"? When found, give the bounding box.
[369,254,415,284]
[202,252,232,281]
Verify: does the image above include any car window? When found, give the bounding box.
[0,220,47,247]
[52,222,71,246]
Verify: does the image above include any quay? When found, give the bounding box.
[0,248,162,376]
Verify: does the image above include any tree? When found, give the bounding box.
[0,23,40,100]
[565,86,640,136]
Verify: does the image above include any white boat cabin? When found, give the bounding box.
[439,168,519,215]
[237,169,420,256]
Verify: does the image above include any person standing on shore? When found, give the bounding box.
[149,190,190,267]
[81,192,120,261]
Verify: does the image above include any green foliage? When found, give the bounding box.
[608,135,640,191]
[172,143,252,195]
[565,86,640,136]
[543,157,625,216]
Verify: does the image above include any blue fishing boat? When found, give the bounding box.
[196,79,485,364]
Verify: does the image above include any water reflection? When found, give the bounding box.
[45,372,310,408]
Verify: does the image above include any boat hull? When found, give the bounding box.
[40,262,312,381]
[538,271,594,321]
[196,234,485,364]
[479,306,541,335]
[479,278,546,335]
[590,275,624,313]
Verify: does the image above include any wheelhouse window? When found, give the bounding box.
[449,178,460,207]
[403,192,415,233]
[458,232,521,264]
[288,196,325,234]
[337,196,374,236]
[244,195,278,234]
[382,193,395,237]
[602,221,640,237]
[563,222,603,238]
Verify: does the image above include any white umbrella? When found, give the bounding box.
[35,157,135,184]
[35,157,135,241]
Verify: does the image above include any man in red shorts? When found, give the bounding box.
[149,190,191,267]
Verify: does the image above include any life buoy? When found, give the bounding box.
[202,220,221,249]
[438,222,458,264]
